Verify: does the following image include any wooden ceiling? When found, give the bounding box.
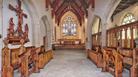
[46,0,95,25]
[112,0,137,17]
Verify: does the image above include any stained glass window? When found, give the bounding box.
[122,13,136,25]
[62,16,77,36]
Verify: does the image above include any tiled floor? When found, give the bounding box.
[30,50,113,77]
[14,49,129,77]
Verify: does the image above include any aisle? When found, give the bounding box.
[30,50,113,77]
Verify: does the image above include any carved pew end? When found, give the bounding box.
[2,66,14,77]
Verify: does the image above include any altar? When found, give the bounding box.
[58,39,81,45]
[53,39,85,49]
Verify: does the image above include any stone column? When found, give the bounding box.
[101,23,107,47]
[0,0,3,74]
[86,6,94,49]
[43,7,53,51]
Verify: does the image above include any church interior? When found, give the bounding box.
[0,0,138,77]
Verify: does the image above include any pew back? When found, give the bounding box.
[11,48,20,68]
[103,48,123,77]
[107,21,138,49]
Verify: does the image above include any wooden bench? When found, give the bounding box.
[131,48,138,77]
[2,39,54,77]
[119,48,138,77]
[88,46,103,68]
[2,40,13,77]
[38,47,53,69]
[102,47,123,77]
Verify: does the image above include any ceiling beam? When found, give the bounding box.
[50,0,91,25]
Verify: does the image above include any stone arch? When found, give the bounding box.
[120,12,136,25]
[40,15,52,50]
[86,0,122,48]
[22,0,39,46]
[106,0,122,23]
[23,0,53,49]
[40,17,47,45]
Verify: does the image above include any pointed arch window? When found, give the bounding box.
[122,13,136,25]
[62,16,77,36]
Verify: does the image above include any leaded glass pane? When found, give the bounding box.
[62,16,77,36]
[122,13,136,25]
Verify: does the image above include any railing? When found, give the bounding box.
[92,32,101,48]
[107,21,138,48]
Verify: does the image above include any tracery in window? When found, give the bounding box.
[62,16,77,36]
[122,13,136,25]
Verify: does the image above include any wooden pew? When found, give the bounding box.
[19,49,30,77]
[2,39,13,77]
[10,48,20,70]
[131,48,138,77]
[88,46,103,68]
[92,32,101,47]
[2,38,54,77]
[38,46,53,69]
[38,46,53,68]
[88,32,103,68]
[38,46,46,69]
[11,45,37,77]
[96,47,103,68]
[119,48,138,77]
[107,21,138,49]
[105,20,138,77]
[102,47,123,77]
[2,39,39,77]
[21,47,41,76]
[2,39,27,77]
[19,46,53,77]
[12,42,36,77]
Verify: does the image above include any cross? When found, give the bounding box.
[9,0,27,34]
